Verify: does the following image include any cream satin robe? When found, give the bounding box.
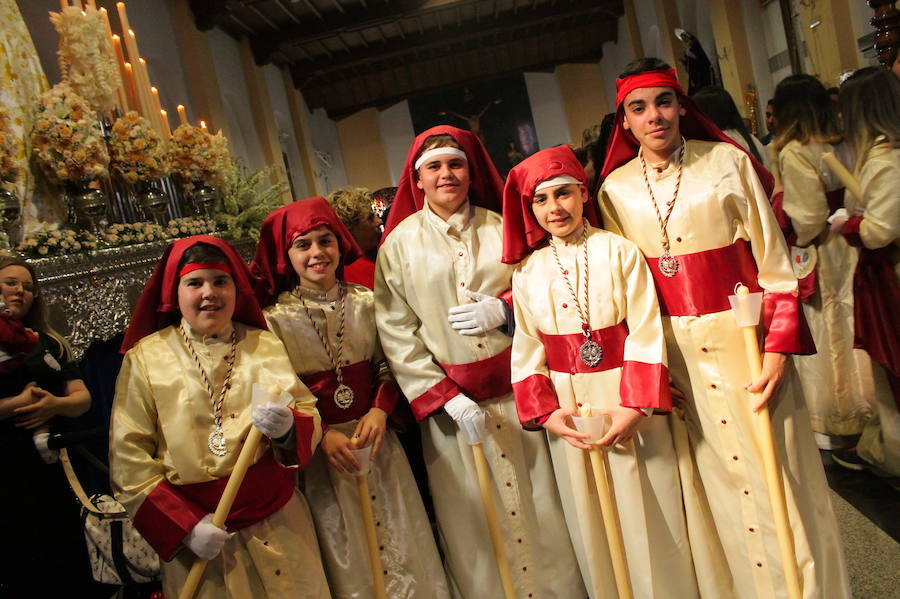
[510,225,698,599]
[375,202,585,599]
[600,140,850,599]
[265,284,450,599]
[110,321,330,599]
[845,142,900,476]
[780,140,886,437]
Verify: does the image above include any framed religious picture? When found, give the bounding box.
[407,73,538,175]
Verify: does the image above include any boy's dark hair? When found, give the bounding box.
[618,57,672,79]
[177,243,229,272]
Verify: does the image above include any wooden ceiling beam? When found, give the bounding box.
[291,1,617,84]
[307,30,609,118]
[188,0,230,31]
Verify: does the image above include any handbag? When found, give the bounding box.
[59,446,160,585]
[81,493,160,585]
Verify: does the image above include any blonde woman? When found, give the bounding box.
[773,74,886,450]
[830,67,900,475]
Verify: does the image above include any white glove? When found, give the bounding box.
[444,393,483,423]
[33,432,58,464]
[185,514,229,560]
[447,290,508,336]
[827,208,848,225]
[252,402,293,439]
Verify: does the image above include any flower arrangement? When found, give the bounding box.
[167,125,226,192]
[108,111,169,184]
[166,217,217,238]
[49,6,120,113]
[31,83,109,184]
[101,222,167,247]
[216,159,287,240]
[0,107,23,184]
[15,226,100,258]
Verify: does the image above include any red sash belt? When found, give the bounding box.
[134,451,294,560]
[539,322,629,374]
[648,240,762,316]
[439,345,513,401]
[301,361,373,424]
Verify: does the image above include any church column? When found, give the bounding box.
[282,68,321,197]
[624,0,645,59]
[795,0,861,86]
[238,36,292,202]
[556,63,611,145]
[653,0,689,84]
[709,0,757,122]
[336,108,393,191]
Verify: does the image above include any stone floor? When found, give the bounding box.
[823,451,900,598]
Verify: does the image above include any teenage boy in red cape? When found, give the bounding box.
[110,236,330,599]
[598,58,850,599]
[374,125,584,598]
[502,144,699,598]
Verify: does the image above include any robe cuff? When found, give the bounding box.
[409,377,462,422]
[620,361,671,412]
[373,380,400,415]
[133,480,207,562]
[291,409,318,469]
[841,216,863,247]
[498,289,515,336]
[512,374,559,431]
[498,288,513,309]
[762,291,816,355]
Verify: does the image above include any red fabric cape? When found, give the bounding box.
[382,125,504,238]
[250,196,363,308]
[501,145,602,264]
[600,68,774,196]
[120,235,265,353]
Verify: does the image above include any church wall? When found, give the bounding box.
[262,63,310,200]
[377,101,417,188]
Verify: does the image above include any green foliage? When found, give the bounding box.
[215,158,287,241]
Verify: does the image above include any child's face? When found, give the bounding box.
[177,268,236,336]
[0,265,35,320]
[415,146,471,218]
[622,86,686,161]
[531,183,587,238]
[288,226,341,291]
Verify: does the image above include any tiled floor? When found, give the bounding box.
[823,451,900,598]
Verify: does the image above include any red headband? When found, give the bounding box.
[178,262,232,278]
[615,68,684,107]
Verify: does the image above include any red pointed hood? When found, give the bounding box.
[600,67,774,196]
[502,145,602,264]
[121,235,265,353]
[383,125,504,238]
[250,196,363,308]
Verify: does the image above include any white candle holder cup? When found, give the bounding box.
[458,411,488,446]
[571,413,612,444]
[348,444,373,476]
[727,289,763,327]
[251,383,294,409]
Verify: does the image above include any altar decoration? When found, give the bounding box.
[31,84,109,185]
[49,5,120,114]
[166,217,217,238]
[167,124,222,192]
[0,107,23,186]
[108,111,169,184]
[216,160,287,240]
[15,226,100,258]
[102,222,166,247]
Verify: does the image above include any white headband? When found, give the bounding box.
[534,175,581,192]
[414,147,468,170]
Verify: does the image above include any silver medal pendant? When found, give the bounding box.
[658,252,680,278]
[208,427,227,456]
[334,384,355,409]
[579,339,603,367]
